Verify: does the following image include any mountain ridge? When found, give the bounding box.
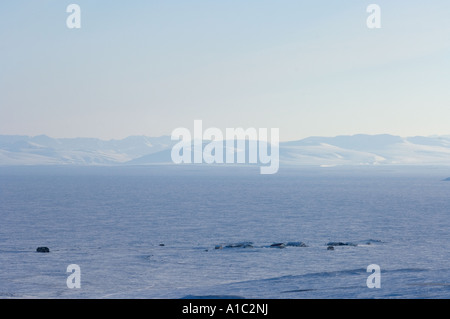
[1,134,450,166]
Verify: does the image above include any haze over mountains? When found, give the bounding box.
[1,134,450,166]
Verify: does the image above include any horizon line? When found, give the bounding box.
[1,132,450,144]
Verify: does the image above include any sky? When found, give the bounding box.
[1,0,450,141]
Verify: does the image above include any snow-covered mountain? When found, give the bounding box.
[1,134,450,166]
[280,134,450,166]
[0,135,173,165]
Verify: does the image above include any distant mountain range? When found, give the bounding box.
[1,134,450,166]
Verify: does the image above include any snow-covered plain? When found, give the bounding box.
[0,166,450,299]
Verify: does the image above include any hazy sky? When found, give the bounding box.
[1,0,450,141]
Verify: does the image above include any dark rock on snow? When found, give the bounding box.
[286,241,307,247]
[224,242,254,249]
[270,243,286,248]
[326,242,357,247]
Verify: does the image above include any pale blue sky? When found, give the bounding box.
[1,1,450,141]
